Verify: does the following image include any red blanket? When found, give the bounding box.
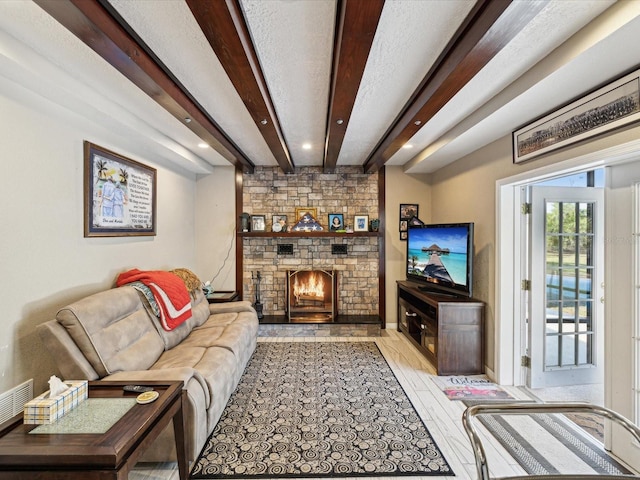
[117,269,192,331]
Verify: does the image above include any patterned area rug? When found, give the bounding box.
[190,342,454,478]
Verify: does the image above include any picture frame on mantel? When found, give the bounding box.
[251,215,266,232]
[354,215,369,232]
[84,141,156,237]
[272,215,287,232]
[513,67,640,164]
[295,207,317,222]
[328,213,344,231]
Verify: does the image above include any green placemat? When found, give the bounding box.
[30,398,137,434]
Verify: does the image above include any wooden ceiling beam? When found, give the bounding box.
[363,0,547,174]
[34,0,255,173]
[324,0,385,173]
[186,0,295,174]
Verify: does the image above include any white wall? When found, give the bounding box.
[429,120,640,375]
[195,167,237,291]
[606,160,640,470]
[0,85,198,394]
[384,167,431,326]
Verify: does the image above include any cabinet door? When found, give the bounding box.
[439,304,483,375]
[421,316,437,357]
[398,299,421,344]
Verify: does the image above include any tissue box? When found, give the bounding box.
[23,380,88,424]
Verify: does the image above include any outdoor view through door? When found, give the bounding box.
[529,183,604,388]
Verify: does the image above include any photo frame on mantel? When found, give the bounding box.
[84,141,156,237]
[295,207,318,222]
[251,215,266,232]
[328,213,344,231]
[354,215,369,232]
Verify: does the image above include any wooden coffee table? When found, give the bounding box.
[0,380,188,479]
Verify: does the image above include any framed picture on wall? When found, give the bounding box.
[84,141,157,237]
[400,203,419,220]
[513,67,640,164]
[399,203,419,240]
[409,216,424,227]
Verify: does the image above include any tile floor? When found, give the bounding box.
[129,330,617,480]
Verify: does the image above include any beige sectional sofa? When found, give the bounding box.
[37,285,258,462]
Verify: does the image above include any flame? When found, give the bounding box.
[293,271,325,299]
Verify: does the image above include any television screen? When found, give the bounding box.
[406,223,474,297]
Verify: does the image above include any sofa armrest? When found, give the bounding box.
[104,367,210,409]
[209,301,256,315]
[37,319,100,380]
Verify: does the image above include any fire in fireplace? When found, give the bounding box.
[287,269,336,322]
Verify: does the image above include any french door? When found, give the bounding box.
[528,186,604,388]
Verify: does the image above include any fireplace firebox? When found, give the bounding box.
[287,269,337,322]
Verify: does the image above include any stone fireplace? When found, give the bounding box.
[287,269,337,322]
[242,236,379,318]
[241,166,381,322]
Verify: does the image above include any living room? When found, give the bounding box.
[3,0,640,478]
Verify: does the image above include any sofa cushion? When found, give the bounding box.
[151,344,239,423]
[56,286,164,377]
[190,311,258,361]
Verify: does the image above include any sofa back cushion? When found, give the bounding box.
[146,289,209,350]
[56,286,164,377]
[191,289,210,327]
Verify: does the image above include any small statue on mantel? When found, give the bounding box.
[252,271,264,319]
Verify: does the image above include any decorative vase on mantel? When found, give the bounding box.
[240,212,251,232]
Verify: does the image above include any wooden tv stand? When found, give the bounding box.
[396,281,484,375]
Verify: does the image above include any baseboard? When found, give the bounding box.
[484,366,496,382]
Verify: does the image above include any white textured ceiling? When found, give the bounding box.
[241,0,336,166]
[391,0,619,169]
[337,0,476,166]
[0,0,639,175]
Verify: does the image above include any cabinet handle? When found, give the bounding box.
[405,311,418,317]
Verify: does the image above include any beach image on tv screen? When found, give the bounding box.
[407,227,469,286]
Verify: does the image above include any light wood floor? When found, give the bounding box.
[129,330,540,480]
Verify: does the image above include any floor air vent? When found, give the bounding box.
[0,379,33,423]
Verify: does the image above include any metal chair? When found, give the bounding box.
[462,402,640,480]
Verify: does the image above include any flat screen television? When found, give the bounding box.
[406,222,474,297]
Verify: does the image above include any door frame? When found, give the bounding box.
[495,140,640,388]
